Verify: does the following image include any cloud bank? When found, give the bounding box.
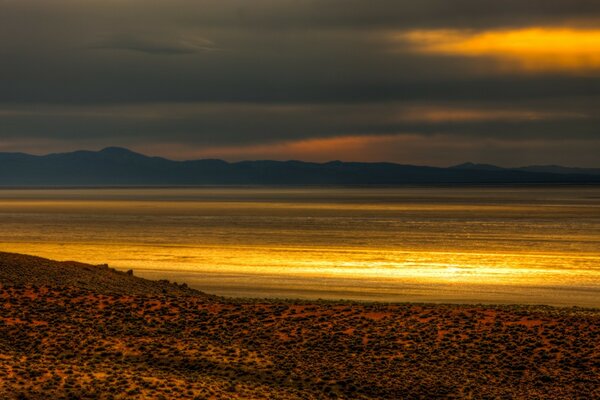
[0,0,599,166]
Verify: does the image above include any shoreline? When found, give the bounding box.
[2,250,599,310]
[1,251,598,399]
[130,267,600,309]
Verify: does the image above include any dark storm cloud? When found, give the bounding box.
[195,0,600,30]
[0,0,599,165]
[5,0,597,30]
[91,34,217,55]
[1,101,597,144]
[1,1,599,105]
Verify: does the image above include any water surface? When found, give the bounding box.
[1,186,599,307]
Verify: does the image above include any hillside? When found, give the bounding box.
[1,147,599,186]
[0,252,598,399]
[0,252,200,296]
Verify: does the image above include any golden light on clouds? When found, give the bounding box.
[156,135,396,161]
[129,103,588,162]
[396,28,600,72]
[396,106,583,123]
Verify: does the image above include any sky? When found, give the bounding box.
[1,0,599,166]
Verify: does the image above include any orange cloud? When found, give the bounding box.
[143,136,395,162]
[138,133,600,167]
[394,28,600,73]
[396,106,583,123]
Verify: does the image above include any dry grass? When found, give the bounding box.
[0,252,202,296]
[0,253,598,399]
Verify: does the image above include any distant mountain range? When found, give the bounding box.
[451,162,600,176]
[0,147,599,186]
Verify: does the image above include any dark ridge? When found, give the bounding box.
[450,162,505,171]
[1,147,599,186]
[0,251,204,296]
[98,146,139,155]
[518,165,600,175]
[452,162,600,176]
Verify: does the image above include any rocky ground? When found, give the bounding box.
[0,252,200,296]
[0,252,598,399]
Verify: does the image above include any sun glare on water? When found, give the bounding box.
[1,187,599,305]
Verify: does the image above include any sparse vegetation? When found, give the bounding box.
[0,252,598,399]
[0,252,201,297]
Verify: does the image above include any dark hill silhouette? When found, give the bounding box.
[517,165,600,175]
[452,162,600,176]
[450,162,506,171]
[0,251,202,296]
[1,147,599,185]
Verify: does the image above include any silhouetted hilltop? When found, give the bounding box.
[452,162,600,176]
[450,162,506,171]
[518,165,600,175]
[1,147,599,185]
[0,252,201,296]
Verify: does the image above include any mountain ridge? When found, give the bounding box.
[0,147,599,186]
[452,161,600,176]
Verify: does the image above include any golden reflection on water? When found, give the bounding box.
[1,187,599,306]
[2,242,599,283]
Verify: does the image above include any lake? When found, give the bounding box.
[1,186,599,307]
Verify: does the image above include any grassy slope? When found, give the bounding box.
[0,252,598,399]
[0,252,202,296]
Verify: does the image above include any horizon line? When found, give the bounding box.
[1,146,599,170]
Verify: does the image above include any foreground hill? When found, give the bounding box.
[1,147,599,185]
[0,253,598,399]
[0,252,199,296]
